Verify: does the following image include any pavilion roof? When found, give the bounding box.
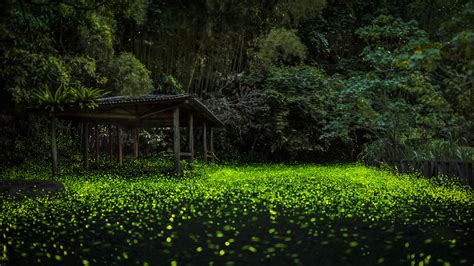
[55,94,224,128]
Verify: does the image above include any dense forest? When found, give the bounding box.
[0,0,473,166]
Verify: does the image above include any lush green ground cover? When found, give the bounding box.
[1,162,473,265]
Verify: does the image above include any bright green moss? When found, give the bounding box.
[0,162,473,264]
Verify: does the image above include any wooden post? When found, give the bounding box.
[51,115,58,175]
[189,114,194,162]
[95,125,99,164]
[133,128,139,158]
[203,122,207,163]
[173,107,181,171]
[210,127,214,160]
[83,122,89,170]
[80,123,84,166]
[118,126,123,165]
[109,125,113,159]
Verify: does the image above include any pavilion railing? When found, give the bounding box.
[365,160,474,187]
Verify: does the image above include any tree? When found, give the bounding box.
[33,85,105,174]
[256,28,308,68]
[322,14,466,162]
[110,52,154,96]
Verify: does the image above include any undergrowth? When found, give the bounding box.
[1,160,473,265]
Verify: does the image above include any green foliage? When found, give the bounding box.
[157,75,185,94]
[306,31,330,57]
[67,56,108,88]
[256,28,307,68]
[1,0,154,102]
[113,0,150,25]
[0,0,157,166]
[33,85,107,112]
[207,66,332,160]
[320,15,465,161]
[70,86,109,109]
[356,15,443,72]
[2,52,70,103]
[436,2,474,139]
[1,162,473,264]
[33,85,73,112]
[111,52,154,96]
[0,0,473,165]
[79,13,115,62]
[356,15,427,49]
[360,138,474,162]
[273,0,327,26]
[261,66,330,155]
[420,139,474,161]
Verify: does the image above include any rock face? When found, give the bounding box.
[0,180,65,198]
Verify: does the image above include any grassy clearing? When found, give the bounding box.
[1,161,473,265]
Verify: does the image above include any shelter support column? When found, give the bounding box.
[108,125,113,159]
[133,128,139,158]
[95,125,99,164]
[210,127,214,161]
[189,114,194,163]
[83,122,90,170]
[203,122,207,163]
[51,115,57,176]
[173,106,181,171]
[118,126,123,165]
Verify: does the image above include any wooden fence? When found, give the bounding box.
[365,160,474,187]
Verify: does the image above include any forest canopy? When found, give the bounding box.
[0,0,472,165]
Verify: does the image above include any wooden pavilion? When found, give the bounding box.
[51,94,224,174]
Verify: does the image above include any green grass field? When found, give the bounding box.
[1,162,473,265]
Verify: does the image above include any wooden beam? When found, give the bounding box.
[95,125,99,164]
[83,122,90,170]
[139,106,177,120]
[56,117,217,129]
[203,122,207,163]
[118,126,123,165]
[173,106,181,171]
[51,115,57,176]
[133,128,139,158]
[58,112,137,120]
[116,106,136,114]
[189,114,194,162]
